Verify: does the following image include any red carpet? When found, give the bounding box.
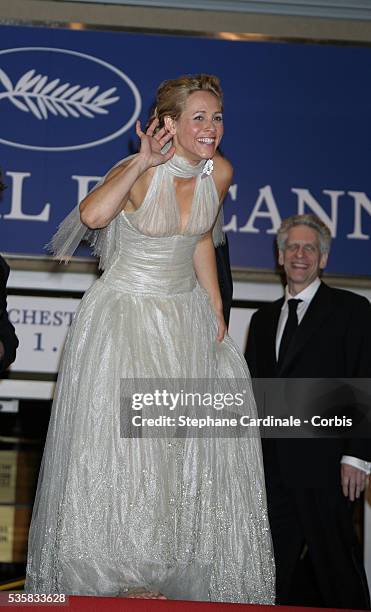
[0,595,365,612]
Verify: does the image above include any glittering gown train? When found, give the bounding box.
[25,154,275,603]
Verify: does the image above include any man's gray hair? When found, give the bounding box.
[277,214,332,254]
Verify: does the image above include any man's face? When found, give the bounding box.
[278,225,328,294]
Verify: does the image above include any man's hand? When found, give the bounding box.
[341,463,369,501]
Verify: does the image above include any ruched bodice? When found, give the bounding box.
[102,214,198,296]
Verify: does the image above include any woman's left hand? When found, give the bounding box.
[215,310,227,342]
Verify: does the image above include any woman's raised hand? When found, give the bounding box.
[136,118,175,169]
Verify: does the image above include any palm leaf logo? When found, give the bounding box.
[0,68,120,119]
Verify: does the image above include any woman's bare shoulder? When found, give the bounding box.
[212,154,233,200]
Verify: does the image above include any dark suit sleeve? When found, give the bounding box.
[343,295,371,461]
[338,295,371,461]
[0,257,18,372]
[215,235,233,327]
[244,311,259,378]
[345,296,371,377]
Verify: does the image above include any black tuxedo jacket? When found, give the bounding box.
[245,282,371,487]
[0,255,18,372]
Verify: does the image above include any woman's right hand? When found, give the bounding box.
[136,118,175,170]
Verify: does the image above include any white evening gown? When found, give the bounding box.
[25,154,275,603]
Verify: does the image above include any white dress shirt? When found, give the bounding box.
[276,277,370,475]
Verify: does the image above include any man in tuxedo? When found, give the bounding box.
[245,214,371,609]
[0,175,18,372]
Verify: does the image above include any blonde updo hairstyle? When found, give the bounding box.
[152,74,223,133]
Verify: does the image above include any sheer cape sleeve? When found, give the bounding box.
[46,155,135,270]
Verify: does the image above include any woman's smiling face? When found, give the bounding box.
[167,90,223,163]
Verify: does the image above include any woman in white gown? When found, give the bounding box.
[25,74,275,603]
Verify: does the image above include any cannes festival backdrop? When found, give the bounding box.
[0,25,370,275]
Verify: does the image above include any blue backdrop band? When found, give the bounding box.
[0,25,370,276]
